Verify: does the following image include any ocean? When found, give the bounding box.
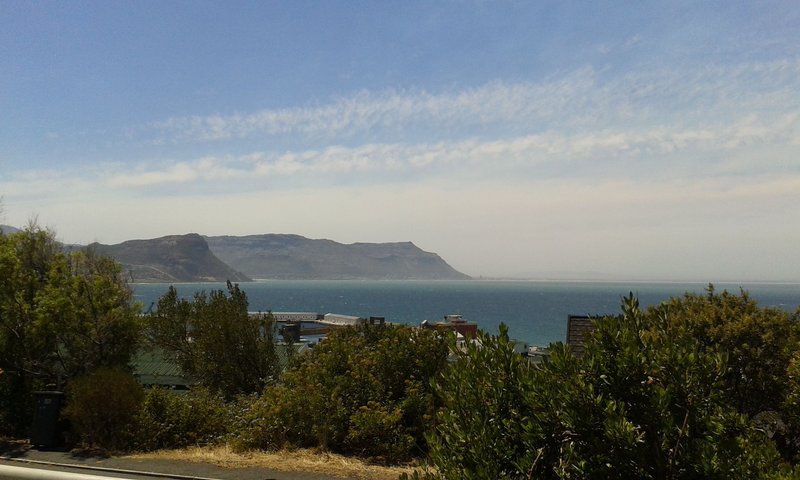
[132,280,800,346]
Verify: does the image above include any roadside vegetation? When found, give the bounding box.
[236,323,449,462]
[146,283,279,398]
[3,223,800,478]
[0,223,141,437]
[408,291,800,479]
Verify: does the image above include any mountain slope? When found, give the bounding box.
[205,234,470,280]
[90,234,251,283]
[0,225,20,235]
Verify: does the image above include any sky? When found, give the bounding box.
[1,1,799,281]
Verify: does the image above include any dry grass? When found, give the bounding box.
[127,444,420,480]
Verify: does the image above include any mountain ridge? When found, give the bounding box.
[2,227,470,282]
[89,233,252,283]
[205,233,470,280]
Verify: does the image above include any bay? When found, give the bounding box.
[133,280,800,346]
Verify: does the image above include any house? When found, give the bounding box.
[132,341,312,391]
[424,314,479,338]
[321,313,366,326]
[527,345,550,365]
[133,349,190,391]
[566,315,596,358]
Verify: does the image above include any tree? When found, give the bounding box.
[646,287,800,462]
[0,225,64,434]
[649,286,799,417]
[146,282,278,397]
[36,250,142,379]
[417,295,782,479]
[420,324,531,478]
[0,224,141,435]
[239,324,450,462]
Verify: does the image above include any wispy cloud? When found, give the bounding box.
[105,157,243,188]
[89,113,800,189]
[147,60,800,145]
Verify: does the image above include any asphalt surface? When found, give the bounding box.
[1,448,352,480]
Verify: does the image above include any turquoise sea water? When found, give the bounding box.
[133,281,800,346]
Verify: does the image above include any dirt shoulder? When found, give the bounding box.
[128,445,416,480]
[2,444,417,480]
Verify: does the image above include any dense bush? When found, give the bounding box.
[146,283,278,398]
[64,371,237,452]
[135,387,232,451]
[63,368,144,451]
[415,294,785,479]
[0,226,141,436]
[237,324,450,463]
[421,323,531,478]
[651,286,800,417]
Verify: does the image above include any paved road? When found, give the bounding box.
[1,449,350,480]
[0,462,183,480]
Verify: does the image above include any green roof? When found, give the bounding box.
[133,343,311,388]
[133,349,189,387]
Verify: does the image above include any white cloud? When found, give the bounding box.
[147,60,800,145]
[86,114,799,188]
[105,157,248,188]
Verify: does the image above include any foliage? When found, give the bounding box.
[36,250,142,379]
[420,323,531,478]
[648,287,800,461]
[66,374,235,453]
[649,285,799,417]
[778,352,800,462]
[63,368,144,451]
[579,295,780,478]
[417,295,783,479]
[0,224,140,435]
[0,226,61,433]
[237,324,450,463]
[146,282,278,398]
[135,387,232,451]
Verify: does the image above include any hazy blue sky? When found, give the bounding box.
[1,1,799,281]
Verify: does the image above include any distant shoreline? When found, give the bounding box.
[130,278,800,286]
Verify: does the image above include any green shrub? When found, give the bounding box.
[0,225,141,437]
[146,283,278,398]
[346,402,415,460]
[420,323,533,479]
[650,286,799,417]
[647,287,800,463]
[418,295,784,479]
[63,368,144,451]
[135,387,231,451]
[237,324,449,463]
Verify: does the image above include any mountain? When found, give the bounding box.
[0,225,20,235]
[89,234,251,283]
[205,234,470,280]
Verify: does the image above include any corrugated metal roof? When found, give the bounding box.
[133,349,188,387]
